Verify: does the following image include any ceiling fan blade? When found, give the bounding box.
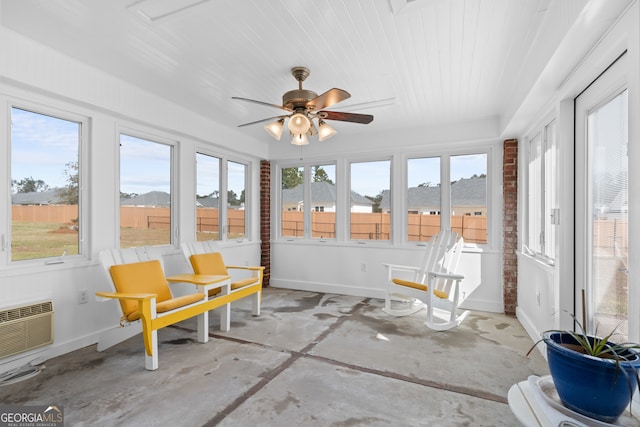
[306,88,351,111]
[237,115,288,127]
[318,110,374,124]
[232,97,291,112]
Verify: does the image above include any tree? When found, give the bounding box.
[312,166,334,184]
[228,190,239,206]
[366,192,385,213]
[282,167,303,189]
[12,177,49,193]
[57,161,79,204]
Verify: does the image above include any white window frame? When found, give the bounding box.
[524,117,557,263]
[118,127,178,248]
[3,100,89,266]
[225,159,250,241]
[348,157,392,244]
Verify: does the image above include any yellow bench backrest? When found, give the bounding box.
[190,252,228,276]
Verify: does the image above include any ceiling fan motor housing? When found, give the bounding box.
[282,89,318,110]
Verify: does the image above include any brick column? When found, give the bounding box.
[260,160,271,287]
[503,139,518,315]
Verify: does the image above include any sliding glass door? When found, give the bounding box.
[575,55,629,339]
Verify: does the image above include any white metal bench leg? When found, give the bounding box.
[145,301,159,371]
[196,311,209,343]
[145,330,158,371]
[220,304,231,331]
[252,290,261,316]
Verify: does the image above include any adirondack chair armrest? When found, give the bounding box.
[95,291,156,302]
[384,263,421,272]
[427,271,465,281]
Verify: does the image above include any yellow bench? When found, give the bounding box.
[96,248,263,371]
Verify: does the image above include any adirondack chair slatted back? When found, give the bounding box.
[417,231,459,286]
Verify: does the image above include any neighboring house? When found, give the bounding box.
[120,191,171,208]
[281,181,373,213]
[379,177,487,216]
[196,196,220,208]
[11,188,64,205]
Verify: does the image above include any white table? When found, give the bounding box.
[508,376,591,427]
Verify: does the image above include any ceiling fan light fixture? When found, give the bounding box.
[291,133,309,146]
[318,120,337,141]
[288,113,311,134]
[264,118,284,140]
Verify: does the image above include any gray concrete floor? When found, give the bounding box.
[0,288,548,426]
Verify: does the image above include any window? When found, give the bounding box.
[350,160,390,241]
[407,157,440,242]
[227,161,246,239]
[196,153,220,241]
[281,166,304,238]
[119,134,172,248]
[450,154,487,244]
[11,107,82,261]
[525,119,557,260]
[311,164,336,239]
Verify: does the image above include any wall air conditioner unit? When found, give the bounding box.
[0,301,53,359]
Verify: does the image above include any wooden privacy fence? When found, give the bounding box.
[282,211,488,243]
[12,205,78,224]
[11,205,629,253]
[11,205,245,235]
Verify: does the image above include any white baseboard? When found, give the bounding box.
[271,278,387,300]
[270,278,504,313]
[516,306,546,359]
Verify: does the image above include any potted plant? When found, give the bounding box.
[528,300,640,424]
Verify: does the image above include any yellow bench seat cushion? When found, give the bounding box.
[109,259,205,322]
[392,278,449,299]
[206,277,259,298]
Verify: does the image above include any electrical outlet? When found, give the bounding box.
[536,290,541,306]
[79,289,89,304]
[360,263,367,272]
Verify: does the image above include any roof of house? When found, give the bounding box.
[379,177,487,210]
[282,182,372,206]
[196,197,220,208]
[12,188,64,205]
[120,191,171,207]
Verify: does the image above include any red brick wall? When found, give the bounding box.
[260,160,271,286]
[503,139,518,315]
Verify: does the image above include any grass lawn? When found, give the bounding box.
[11,221,79,261]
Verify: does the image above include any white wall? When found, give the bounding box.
[513,1,640,342]
[269,134,506,313]
[0,26,265,374]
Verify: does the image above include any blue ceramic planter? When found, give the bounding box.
[544,331,640,423]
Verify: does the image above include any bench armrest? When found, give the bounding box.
[225,266,265,271]
[96,291,156,302]
[166,274,231,285]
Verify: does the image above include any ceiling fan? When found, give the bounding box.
[232,67,374,145]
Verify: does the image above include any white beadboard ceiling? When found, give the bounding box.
[1,0,595,144]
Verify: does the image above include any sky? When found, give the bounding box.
[11,107,486,199]
[11,107,79,190]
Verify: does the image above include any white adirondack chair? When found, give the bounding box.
[383,230,468,331]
